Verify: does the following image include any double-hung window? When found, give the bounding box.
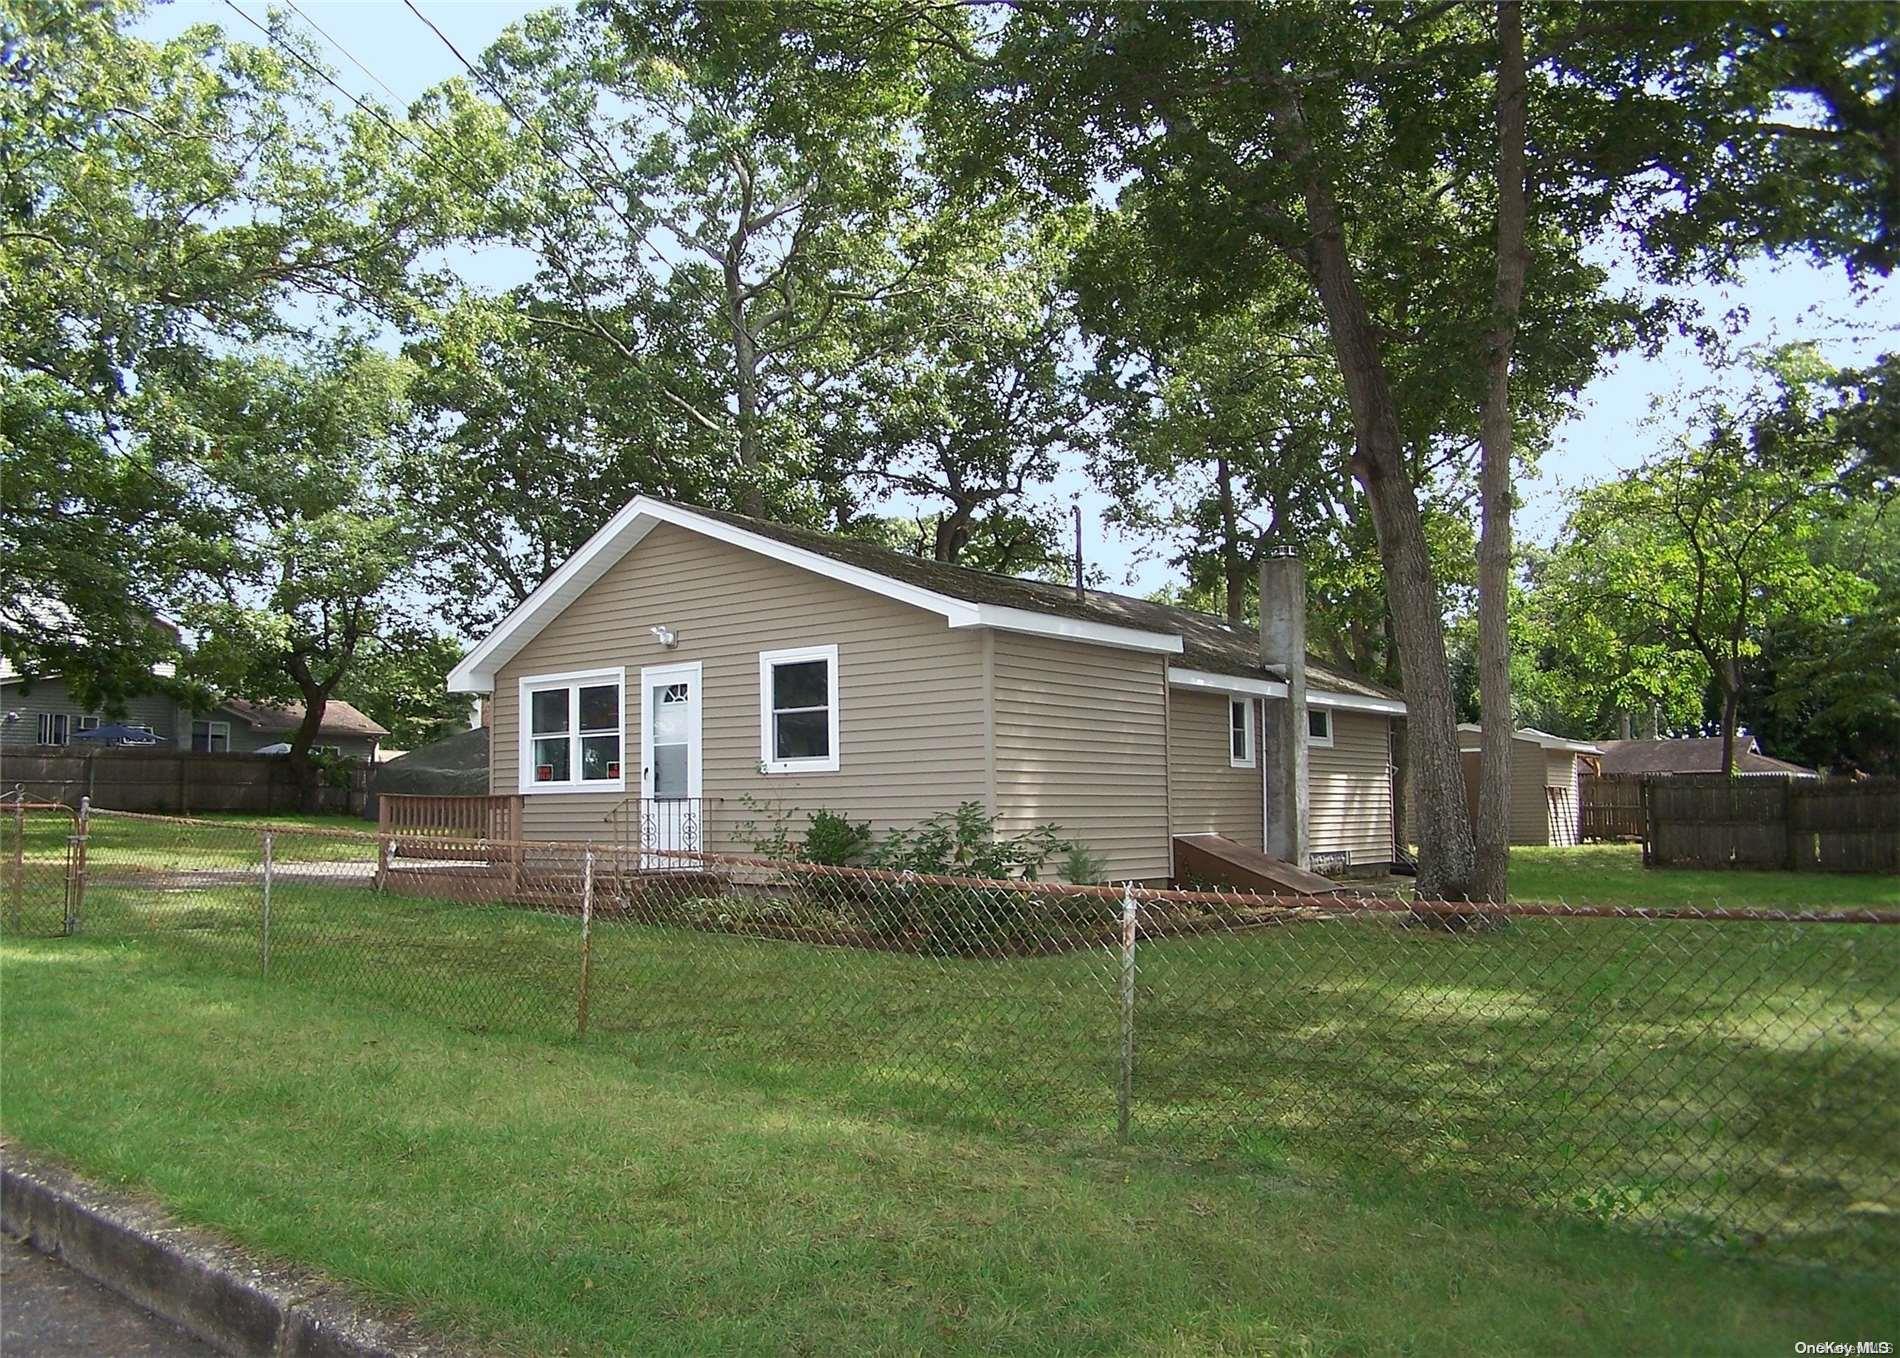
[192,720,230,753]
[1306,707,1334,748]
[1228,697,1255,768]
[37,713,70,746]
[520,668,625,792]
[759,644,839,774]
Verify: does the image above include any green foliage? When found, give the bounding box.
[1060,842,1106,887]
[1534,348,1884,762]
[865,801,1066,881]
[336,633,472,753]
[801,810,872,867]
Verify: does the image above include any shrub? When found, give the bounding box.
[1061,842,1106,886]
[866,801,1066,880]
[802,809,872,866]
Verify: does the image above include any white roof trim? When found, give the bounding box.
[448,497,1180,691]
[1308,690,1407,716]
[1168,666,1405,714]
[1458,722,1601,755]
[1168,668,1288,699]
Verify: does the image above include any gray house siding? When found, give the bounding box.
[0,678,182,747]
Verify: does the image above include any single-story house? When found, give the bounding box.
[1595,735,1818,779]
[0,673,387,762]
[446,497,1408,885]
[1455,724,1602,847]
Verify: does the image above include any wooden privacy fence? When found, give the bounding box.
[1579,774,1645,842]
[1644,774,1899,874]
[0,746,369,816]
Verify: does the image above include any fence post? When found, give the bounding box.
[9,801,23,933]
[577,848,595,1038]
[1117,879,1138,1143]
[65,796,89,936]
[260,830,273,976]
[374,795,391,893]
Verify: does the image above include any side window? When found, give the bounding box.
[38,713,70,746]
[759,644,839,774]
[1229,698,1255,768]
[1307,707,1334,748]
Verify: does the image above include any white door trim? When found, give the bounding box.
[638,661,703,862]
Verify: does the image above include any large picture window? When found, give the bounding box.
[1229,697,1255,768]
[758,644,839,774]
[519,668,625,793]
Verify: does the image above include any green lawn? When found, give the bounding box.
[9,808,377,871]
[5,933,1895,1356]
[1508,843,1900,911]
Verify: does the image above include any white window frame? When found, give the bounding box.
[758,643,840,775]
[1306,707,1334,748]
[192,720,231,753]
[1228,697,1255,768]
[38,713,70,746]
[76,715,100,734]
[517,666,627,795]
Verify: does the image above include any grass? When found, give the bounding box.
[1508,843,1900,911]
[5,934,1896,1356]
[8,859,1897,1264]
[8,807,376,870]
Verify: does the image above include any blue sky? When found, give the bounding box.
[147,1,1896,594]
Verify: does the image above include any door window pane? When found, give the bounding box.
[652,742,688,798]
[531,688,570,735]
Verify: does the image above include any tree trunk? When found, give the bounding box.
[284,694,332,815]
[1718,659,1741,775]
[1473,0,1529,904]
[724,253,766,518]
[1272,87,1477,901]
[1217,457,1248,624]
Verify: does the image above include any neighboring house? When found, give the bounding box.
[1454,724,1602,847]
[1596,735,1819,779]
[446,497,1408,884]
[205,698,387,762]
[0,674,386,762]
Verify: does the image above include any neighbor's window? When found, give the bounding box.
[759,644,839,774]
[191,720,230,752]
[1307,707,1334,747]
[76,715,100,734]
[1229,697,1255,768]
[37,713,70,746]
[521,669,624,791]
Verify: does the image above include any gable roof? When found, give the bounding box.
[1597,737,1818,778]
[217,697,389,739]
[446,497,1402,710]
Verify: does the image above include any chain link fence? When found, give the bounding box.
[5,803,1896,1266]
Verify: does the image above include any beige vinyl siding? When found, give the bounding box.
[992,633,1170,882]
[490,522,989,846]
[1167,690,1262,850]
[1309,710,1395,866]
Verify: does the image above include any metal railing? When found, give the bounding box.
[605,796,718,867]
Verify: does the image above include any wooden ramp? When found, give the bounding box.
[1172,834,1342,896]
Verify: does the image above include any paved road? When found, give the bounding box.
[1,1233,219,1356]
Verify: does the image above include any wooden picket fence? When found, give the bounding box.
[1642,774,1899,874]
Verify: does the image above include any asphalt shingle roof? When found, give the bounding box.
[1596,737,1817,777]
[676,502,1401,701]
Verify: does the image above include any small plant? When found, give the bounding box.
[866,801,1068,880]
[802,809,871,866]
[1060,842,1105,886]
[733,792,797,859]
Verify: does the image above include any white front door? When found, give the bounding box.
[639,662,703,863]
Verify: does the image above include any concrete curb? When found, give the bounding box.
[1,1145,457,1357]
